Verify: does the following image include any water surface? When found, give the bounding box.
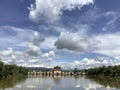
[0,76,120,90]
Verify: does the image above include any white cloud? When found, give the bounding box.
[42,50,55,58]
[55,32,94,52]
[11,55,16,59]
[53,32,120,69]
[93,33,120,57]
[0,26,36,49]
[0,47,53,67]
[42,50,55,61]
[102,11,120,32]
[28,59,38,63]
[0,48,13,56]
[27,31,45,57]
[83,7,102,21]
[41,36,57,49]
[55,31,120,57]
[60,57,115,69]
[0,27,55,67]
[29,0,94,23]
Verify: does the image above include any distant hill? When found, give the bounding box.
[27,67,74,72]
[27,67,53,72]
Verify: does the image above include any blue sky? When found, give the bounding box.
[0,0,120,69]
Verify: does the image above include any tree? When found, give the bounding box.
[0,60,28,78]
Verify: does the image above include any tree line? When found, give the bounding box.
[84,65,120,77]
[0,60,28,78]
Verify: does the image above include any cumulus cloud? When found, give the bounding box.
[93,33,120,57]
[0,28,55,67]
[0,48,27,65]
[42,50,55,61]
[55,32,95,52]
[60,57,116,69]
[29,0,94,23]
[0,48,54,67]
[55,31,120,58]
[41,36,57,50]
[27,32,45,57]
[0,48,13,57]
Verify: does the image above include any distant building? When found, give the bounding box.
[28,66,81,77]
[53,66,62,75]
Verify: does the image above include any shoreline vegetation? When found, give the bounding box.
[1,59,120,89]
[86,76,120,89]
[0,78,26,89]
[27,65,120,77]
[1,58,120,78]
[0,60,28,78]
[84,65,120,77]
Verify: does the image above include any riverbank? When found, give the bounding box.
[84,65,120,77]
[0,60,28,78]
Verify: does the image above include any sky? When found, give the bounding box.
[0,0,120,69]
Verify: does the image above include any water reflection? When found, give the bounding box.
[87,76,120,89]
[0,78,25,90]
[0,76,120,90]
[53,76,61,85]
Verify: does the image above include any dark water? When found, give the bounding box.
[0,76,120,90]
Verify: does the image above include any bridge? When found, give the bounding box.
[27,66,85,77]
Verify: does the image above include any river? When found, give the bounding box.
[0,76,120,90]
